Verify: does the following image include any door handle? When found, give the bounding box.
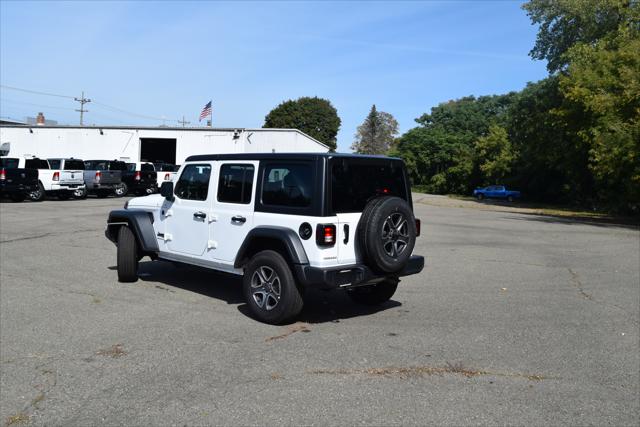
[193,211,206,220]
[231,215,246,224]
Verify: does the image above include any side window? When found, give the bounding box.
[217,164,254,204]
[174,164,212,201]
[262,163,312,207]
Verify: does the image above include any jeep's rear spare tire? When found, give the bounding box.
[358,196,417,274]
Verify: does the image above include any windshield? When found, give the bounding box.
[48,159,61,169]
[330,158,408,213]
[65,159,85,170]
[0,158,19,168]
[85,161,107,170]
[25,159,50,169]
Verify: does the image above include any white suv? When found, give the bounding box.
[105,153,424,324]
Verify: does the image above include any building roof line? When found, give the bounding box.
[0,124,330,149]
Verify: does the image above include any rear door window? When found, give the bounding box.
[261,163,312,207]
[330,159,407,213]
[141,163,155,172]
[217,164,255,204]
[175,164,212,201]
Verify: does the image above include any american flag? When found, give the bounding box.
[199,101,212,121]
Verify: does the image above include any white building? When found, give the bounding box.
[0,125,329,164]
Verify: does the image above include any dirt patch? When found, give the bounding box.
[5,413,29,426]
[309,362,549,382]
[265,322,311,342]
[96,344,127,358]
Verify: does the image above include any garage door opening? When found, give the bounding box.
[140,138,176,165]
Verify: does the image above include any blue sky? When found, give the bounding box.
[0,0,547,152]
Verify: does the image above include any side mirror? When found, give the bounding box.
[160,181,174,201]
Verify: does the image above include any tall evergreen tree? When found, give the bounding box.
[351,105,399,154]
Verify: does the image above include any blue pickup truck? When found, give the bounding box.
[473,185,521,202]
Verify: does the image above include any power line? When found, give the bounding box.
[0,84,75,99]
[1,84,181,124]
[92,100,176,122]
[0,98,76,111]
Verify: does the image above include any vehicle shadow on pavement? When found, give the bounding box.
[115,260,402,324]
[135,260,245,304]
[295,290,402,324]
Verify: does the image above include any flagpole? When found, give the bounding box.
[210,99,213,128]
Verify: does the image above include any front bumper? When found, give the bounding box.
[295,255,425,290]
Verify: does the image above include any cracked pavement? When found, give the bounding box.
[1,196,638,425]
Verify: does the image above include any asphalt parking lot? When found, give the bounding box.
[1,196,638,426]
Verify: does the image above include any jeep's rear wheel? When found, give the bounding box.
[117,226,138,282]
[243,250,303,324]
[347,278,399,305]
[358,196,417,274]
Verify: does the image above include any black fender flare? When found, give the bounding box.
[234,226,309,268]
[105,209,159,253]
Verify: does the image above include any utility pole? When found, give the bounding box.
[178,116,190,127]
[74,91,91,126]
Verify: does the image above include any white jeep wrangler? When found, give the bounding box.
[105,153,424,324]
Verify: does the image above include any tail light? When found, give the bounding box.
[95,171,101,183]
[135,171,141,181]
[52,171,60,181]
[164,173,170,181]
[316,224,336,247]
[0,168,5,181]
[415,219,421,237]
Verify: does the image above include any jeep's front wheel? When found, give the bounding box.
[117,226,138,282]
[242,250,303,324]
[347,278,398,305]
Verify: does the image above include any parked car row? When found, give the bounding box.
[0,156,179,202]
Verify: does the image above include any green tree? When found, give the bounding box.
[263,97,341,151]
[507,77,593,202]
[351,105,399,154]
[474,125,515,185]
[522,0,633,73]
[559,23,640,209]
[391,93,517,194]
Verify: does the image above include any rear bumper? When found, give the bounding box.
[295,255,425,290]
[0,182,38,194]
[90,183,118,190]
[50,183,85,192]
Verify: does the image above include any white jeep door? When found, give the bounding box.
[164,162,213,256]
[210,161,258,264]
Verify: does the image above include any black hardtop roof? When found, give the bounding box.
[185,152,403,162]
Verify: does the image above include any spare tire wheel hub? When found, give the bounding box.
[382,213,408,258]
